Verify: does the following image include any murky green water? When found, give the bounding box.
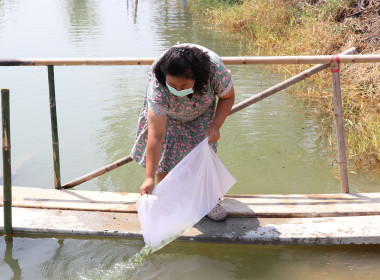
[1,0,380,279]
[0,0,379,193]
[1,235,380,280]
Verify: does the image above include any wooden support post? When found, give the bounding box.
[47,66,62,189]
[331,56,349,193]
[1,88,13,242]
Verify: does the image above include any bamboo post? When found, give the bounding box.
[1,88,12,242]
[331,56,349,193]
[47,66,62,189]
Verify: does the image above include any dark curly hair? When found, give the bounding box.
[153,46,211,93]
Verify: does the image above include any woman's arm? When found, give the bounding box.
[206,85,235,143]
[140,108,167,195]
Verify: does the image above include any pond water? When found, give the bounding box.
[0,0,380,279]
[1,235,380,280]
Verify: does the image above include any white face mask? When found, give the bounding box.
[166,82,194,97]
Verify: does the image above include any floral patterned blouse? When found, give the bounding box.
[131,44,233,174]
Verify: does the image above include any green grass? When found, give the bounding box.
[192,0,380,170]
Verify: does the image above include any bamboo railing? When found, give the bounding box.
[0,54,379,66]
[5,48,380,237]
[2,49,380,197]
[61,48,359,190]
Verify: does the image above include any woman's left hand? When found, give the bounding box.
[205,124,220,143]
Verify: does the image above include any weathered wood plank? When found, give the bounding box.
[222,193,380,217]
[1,187,380,218]
[0,186,139,213]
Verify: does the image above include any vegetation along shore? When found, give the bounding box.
[192,0,379,172]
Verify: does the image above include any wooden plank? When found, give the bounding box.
[0,186,139,213]
[1,187,380,218]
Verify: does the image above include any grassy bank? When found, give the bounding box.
[193,0,379,170]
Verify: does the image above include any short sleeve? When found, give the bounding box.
[146,73,169,115]
[211,59,233,97]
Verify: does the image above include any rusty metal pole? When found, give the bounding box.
[331,56,349,193]
[1,88,13,242]
[47,66,62,189]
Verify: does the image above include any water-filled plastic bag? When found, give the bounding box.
[136,138,236,252]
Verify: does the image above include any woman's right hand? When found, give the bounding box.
[140,177,155,195]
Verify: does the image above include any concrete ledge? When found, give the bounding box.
[1,207,380,245]
[1,187,380,245]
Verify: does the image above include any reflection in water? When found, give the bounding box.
[1,235,380,279]
[41,239,65,280]
[0,0,3,25]
[3,241,22,280]
[94,67,148,192]
[126,0,139,24]
[152,0,189,46]
[64,0,101,44]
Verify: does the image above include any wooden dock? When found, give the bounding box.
[1,186,380,245]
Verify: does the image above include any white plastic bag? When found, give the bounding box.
[136,138,236,252]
